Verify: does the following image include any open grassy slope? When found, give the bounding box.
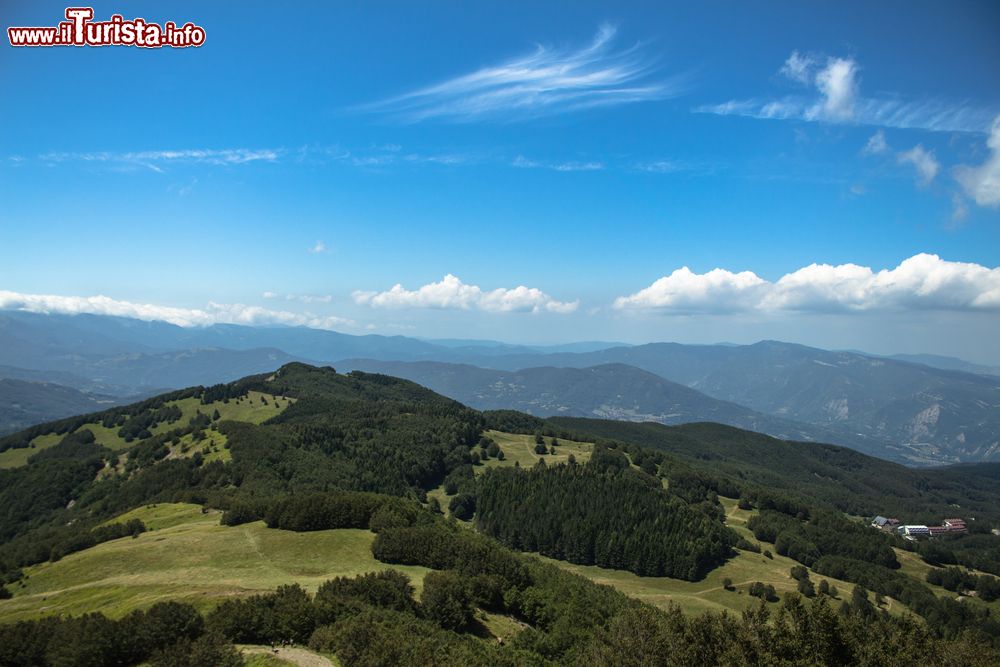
[480,430,594,469]
[0,504,430,623]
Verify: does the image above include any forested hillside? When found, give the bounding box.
[547,418,1000,525]
[2,363,1000,665]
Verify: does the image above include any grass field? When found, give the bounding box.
[0,433,61,468]
[481,430,594,469]
[0,390,291,469]
[0,504,430,623]
[241,646,340,667]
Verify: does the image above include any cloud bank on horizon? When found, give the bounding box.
[2,254,997,330]
[615,253,1000,314]
[0,290,356,330]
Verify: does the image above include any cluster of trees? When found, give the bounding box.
[927,566,1000,601]
[747,509,898,569]
[0,458,103,543]
[747,581,778,602]
[790,565,817,597]
[474,460,737,580]
[117,405,184,442]
[915,532,1000,577]
[0,601,241,667]
[25,430,108,465]
[206,571,483,645]
[219,490,429,533]
[814,555,1000,642]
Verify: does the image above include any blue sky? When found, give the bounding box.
[1,1,999,361]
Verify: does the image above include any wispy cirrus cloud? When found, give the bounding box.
[353,274,578,314]
[262,291,334,304]
[614,254,1000,314]
[360,24,685,123]
[39,147,282,169]
[698,52,997,133]
[511,155,604,172]
[0,290,356,329]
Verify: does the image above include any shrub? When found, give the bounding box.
[421,570,475,630]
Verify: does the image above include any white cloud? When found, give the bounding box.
[698,52,997,133]
[308,241,327,254]
[361,24,684,122]
[614,254,1000,314]
[897,145,940,186]
[779,51,815,84]
[353,274,578,314]
[807,57,859,122]
[955,115,1000,207]
[863,130,889,155]
[0,290,356,329]
[613,267,767,313]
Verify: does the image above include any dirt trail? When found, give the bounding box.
[241,645,335,667]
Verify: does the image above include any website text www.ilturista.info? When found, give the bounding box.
[8,7,205,48]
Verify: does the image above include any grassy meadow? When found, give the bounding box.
[0,504,429,623]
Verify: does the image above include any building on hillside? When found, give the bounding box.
[898,525,930,538]
[943,518,967,534]
[871,516,900,531]
[928,525,950,537]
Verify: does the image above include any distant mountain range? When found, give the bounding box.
[453,341,1000,465]
[337,359,885,455]
[886,353,1000,377]
[2,309,999,465]
[0,378,123,436]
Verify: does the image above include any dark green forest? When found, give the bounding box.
[475,459,736,579]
